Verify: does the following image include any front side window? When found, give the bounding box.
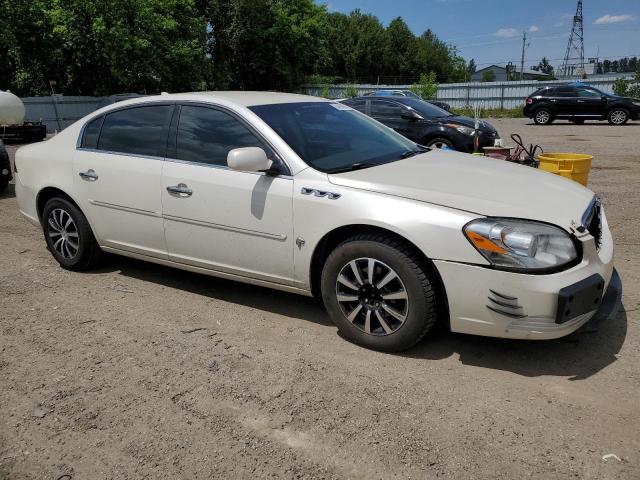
[98,105,172,157]
[576,87,602,98]
[250,102,418,173]
[175,105,264,166]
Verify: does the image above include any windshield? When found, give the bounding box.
[397,98,452,118]
[249,102,420,173]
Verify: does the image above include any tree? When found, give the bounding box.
[534,57,554,76]
[409,71,437,99]
[1,0,209,96]
[467,58,477,78]
[382,17,416,82]
[481,69,496,82]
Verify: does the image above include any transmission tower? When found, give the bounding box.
[560,0,585,77]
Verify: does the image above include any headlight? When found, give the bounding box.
[633,101,640,107]
[464,218,578,271]
[445,123,474,136]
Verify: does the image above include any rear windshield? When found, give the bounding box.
[249,102,417,173]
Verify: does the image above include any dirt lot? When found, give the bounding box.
[1,118,639,479]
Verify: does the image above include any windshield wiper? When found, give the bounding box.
[399,149,424,159]
[327,162,377,174]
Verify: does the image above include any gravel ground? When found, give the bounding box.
[1,118,639,479]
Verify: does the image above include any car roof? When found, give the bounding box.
[108,91,330,108]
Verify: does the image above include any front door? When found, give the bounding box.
[369,100,416,140]
[575,87,605,117]
[161,104,295,284]
[73,104,173,258]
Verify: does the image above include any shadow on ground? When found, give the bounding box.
[101,255,626,380]
[0,183,15,198]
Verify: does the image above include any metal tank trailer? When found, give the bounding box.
[0,90,46,142]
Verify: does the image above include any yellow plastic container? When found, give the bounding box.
[536,152,593,186]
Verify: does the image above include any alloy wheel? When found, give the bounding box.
[535,110,550,124]
[47,208,79,259]
[335,257,409,336]
[610,110,627,125]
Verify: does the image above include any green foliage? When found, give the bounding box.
[343,84,359,98]
[613,66,640,98]
[453,106,524,118]
[1,0,473,95]
[320,84,330,98]
[410,72,437,99]
[1,0,209,96]
[481,70,496,82]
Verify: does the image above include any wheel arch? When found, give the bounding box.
[36,186,85,223]
[309,223,450,327]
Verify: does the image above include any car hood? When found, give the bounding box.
[437,115,497,133]
[327,150,595,231]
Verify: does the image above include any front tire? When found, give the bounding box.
[607,108,629,125]
[533,108,554,125]
[42,197,104,270]
[321,234,438,352]
[425,137,454,150]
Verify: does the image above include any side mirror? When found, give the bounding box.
[401,109,422,121]
[227,147,273,173]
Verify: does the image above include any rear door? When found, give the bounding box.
[74,104,173,258]
[161,104,295,284]
[551,87,577,117]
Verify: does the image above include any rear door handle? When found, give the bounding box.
[166,183,193,197]
[79,169,98,181]
[577,100,585,103]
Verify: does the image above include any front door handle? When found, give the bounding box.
[79,169,98,181]
[166,183,193,197]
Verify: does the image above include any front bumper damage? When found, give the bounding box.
[433,209,620,340]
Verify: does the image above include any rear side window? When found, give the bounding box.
[175,105,264,166]
[370,100,404,117]
[555,87,575,97]
[343,99,367,113]
[81,116,103,149]
[98,105,172,157]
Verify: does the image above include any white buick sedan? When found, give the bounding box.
[15,92,617,351]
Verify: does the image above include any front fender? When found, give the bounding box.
[292,169,487,288]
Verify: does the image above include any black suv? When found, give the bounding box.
[523,84,640,125]
[341,96,499,152]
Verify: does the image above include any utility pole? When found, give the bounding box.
[520,31,528,80]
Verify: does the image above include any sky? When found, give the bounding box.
[319,0,640,70]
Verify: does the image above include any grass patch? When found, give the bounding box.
[452,107,524,118]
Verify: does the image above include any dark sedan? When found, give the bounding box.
[523,83,640,125]
[341,96,499,153]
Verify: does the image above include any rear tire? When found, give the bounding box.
[42,197,104,270]
[321,234,438,352]
[533,108,553,125]
[607,108,629,125]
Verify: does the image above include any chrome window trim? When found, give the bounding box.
[76,99,294,177]
[163,157,293,180]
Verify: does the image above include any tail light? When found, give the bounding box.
[526,98,533,105]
